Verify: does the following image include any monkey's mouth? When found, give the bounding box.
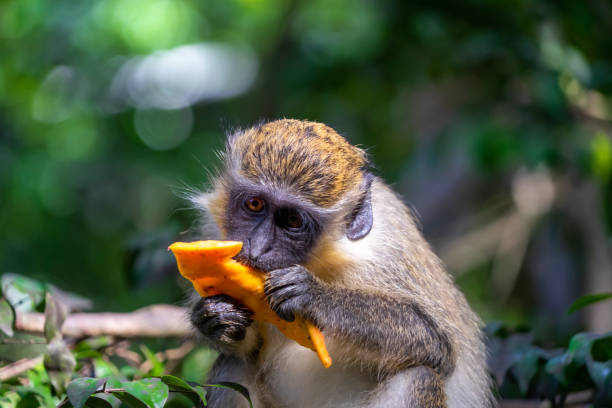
[233,252,294,273]
[233,252,270,272]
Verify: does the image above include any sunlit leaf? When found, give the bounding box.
[1,273,45,313]
[104,377,148,408]
[140,344,164,376]
[119,378,169,408]
[0,391,21,407]
[93,358,120,378]
[0,297,15,336]
[590,132,612,183]
[73,337,113,360]
[161,375,207,406]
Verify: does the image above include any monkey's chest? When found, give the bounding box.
[256,325,376,408]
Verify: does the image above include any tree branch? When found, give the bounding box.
[0,356,44,381]
[14,304,191,338]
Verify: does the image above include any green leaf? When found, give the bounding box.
[15,383,55,408]
[106,392,148,408]
[586,333,612,390]
[67,378,107,408]
[546,353,571,384]
[204,382,252,408]
[0,391,21,407]
[567,332,595,363]
[511,348,545,396]
[180,347,217,384]
[12,392,45,408]
[84,396,113,408]
[590,131,612,183]
[90,394,121,408]
[161,375,192,390]
[74,336,114,353]
[140,345,164,377]
[568,293,612,314]
[0,298,15,336]
[120,378,169,408]
[104,378,147,408]
[545,334,596,392]
[161,375,207,406]
[1,273,45,313]
[190,385,208,407]
[591,334,612,362]
[119,365,139,380]
[93,358,120,378]
[587,360,612,389]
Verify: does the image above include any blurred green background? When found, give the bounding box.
[1,0,611,345]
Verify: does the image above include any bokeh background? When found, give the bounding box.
[1,0,611,347]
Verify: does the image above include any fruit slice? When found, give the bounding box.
[169,240,332,368]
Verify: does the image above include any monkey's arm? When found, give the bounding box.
[264,266,455,376]
[205,354,256,408]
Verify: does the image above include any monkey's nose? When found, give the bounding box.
[248,237,272,261]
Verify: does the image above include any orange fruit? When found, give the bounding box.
[169,240,331,368]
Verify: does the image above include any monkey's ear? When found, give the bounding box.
[346,173,374,241]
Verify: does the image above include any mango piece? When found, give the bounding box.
[169,240,332,368]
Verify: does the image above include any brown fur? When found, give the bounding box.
[227,119,368,207]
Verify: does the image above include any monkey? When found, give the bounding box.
[186,119,494,407]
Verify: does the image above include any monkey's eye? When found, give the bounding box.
[278,208,304,230]
[245,197,265,213]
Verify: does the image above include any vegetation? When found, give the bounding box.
[1,0,612,406]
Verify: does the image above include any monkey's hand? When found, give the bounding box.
[264,265,321,322]
[190,294,254,350]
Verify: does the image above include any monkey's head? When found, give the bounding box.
[204,119,373,272]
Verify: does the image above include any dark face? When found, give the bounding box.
[224,186,325,271]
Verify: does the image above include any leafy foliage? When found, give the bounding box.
[57,376,253,408]
[0,275,248,408]
[489,324,612,407]
[2,275,612,406]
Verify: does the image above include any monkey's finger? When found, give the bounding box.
[271,298,300,322]
[263,280,295,298]
[268,284,302,303]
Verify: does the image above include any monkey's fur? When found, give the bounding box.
[188,119,494,407]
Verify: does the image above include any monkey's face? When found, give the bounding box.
[224,184,326,272]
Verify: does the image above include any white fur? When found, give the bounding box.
[260,325,375,408]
